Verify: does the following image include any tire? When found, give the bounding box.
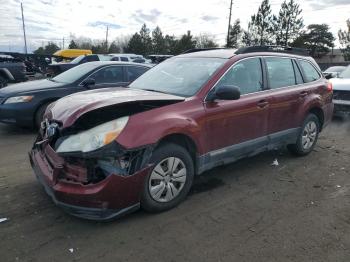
[288,113,320,156]
[35,102,51,129]
[0,75,8,88]
[141,143,194,213]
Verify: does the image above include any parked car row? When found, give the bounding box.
[47,53,152,77]
[17,46,333,221]
[0,54,28,88]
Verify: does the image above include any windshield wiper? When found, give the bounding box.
[142,88,168,94]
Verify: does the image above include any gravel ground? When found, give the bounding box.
[0,119,349,262]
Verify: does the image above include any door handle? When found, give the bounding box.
[299,91,308,98]
[257,100,269,108]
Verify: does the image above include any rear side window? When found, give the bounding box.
[111,57,119,61]
[120,57,128,62]
[127,66,148,82]
[216,57,263,95]
[299,60,321,82]
[265,57,295,89]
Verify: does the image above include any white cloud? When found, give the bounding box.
[0,0,349,52]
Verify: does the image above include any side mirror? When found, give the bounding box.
[207,85,241,101]
[82,78,95,88]
[324,73,333,80]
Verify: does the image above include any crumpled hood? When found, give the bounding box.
[330,78,350,91]
[48,87,185,128]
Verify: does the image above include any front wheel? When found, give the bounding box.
[141,143,194,213]
[288,113,320,156]
[35,102,52,129]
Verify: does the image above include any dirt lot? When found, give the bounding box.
[0,119,350,262]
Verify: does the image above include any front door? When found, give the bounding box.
[203,57,270,167]
[88,66,128,88]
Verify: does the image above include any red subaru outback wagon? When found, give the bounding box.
[30,46,334,220]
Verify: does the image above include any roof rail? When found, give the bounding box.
[235,46,309,56]
[182,48,229,54]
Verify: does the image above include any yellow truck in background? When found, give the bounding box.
[53,49,92,59]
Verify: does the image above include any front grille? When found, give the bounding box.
[333,90,350,101]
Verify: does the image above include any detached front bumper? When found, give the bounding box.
[29,143,151,221]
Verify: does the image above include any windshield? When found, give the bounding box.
[70,55,85,64]
[339,66,350,78]
[52,63,97,83]
[129,57,226,97]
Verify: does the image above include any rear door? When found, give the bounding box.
[263,56,306,146]
[204,57,270,164]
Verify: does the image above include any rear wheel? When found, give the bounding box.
[0,75,8,88]
[288,113,320,156]
[141,143,194,213]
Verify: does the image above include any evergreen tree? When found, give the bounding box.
[164,35,178,54]
[174,31,196,54]
[292,24,335,58]
[125,33,144,55]
[152,26,166,54]
[108,41,121,53]
[338,19,350,61]
[273,0,303,46]
[68,40,78,49]
[228,19,242,48]
[33,42,60,55]
[247,0,274,45]
[139,23,152,55]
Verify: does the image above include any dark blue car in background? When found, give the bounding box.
[0,61,151,128]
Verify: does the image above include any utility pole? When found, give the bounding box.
[21,2,28,54]
[62,37,65,49]
[226,0,233,48]
[105,26,109,53]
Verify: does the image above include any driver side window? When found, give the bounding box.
[216,58,263,95]
[89,66,124,84]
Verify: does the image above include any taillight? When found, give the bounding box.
[327,82,333,92]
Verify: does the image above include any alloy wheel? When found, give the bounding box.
[301,121,317,150]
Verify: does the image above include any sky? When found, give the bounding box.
[0,0,349,53]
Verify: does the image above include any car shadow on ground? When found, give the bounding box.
[0,123,36,136]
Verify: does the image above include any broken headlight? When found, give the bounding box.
[56,116,129,153]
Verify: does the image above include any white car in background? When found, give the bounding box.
[109,53,150,63]
[323,66,346,79]
[330,65,350,115]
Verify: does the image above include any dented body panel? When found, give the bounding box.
[30,142,152,220]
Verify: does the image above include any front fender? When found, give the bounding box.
[115,97,206,154]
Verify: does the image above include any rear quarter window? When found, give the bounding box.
[299,60,321,82]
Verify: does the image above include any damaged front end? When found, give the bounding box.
[30,126,154,220]
[29,101,183,220]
